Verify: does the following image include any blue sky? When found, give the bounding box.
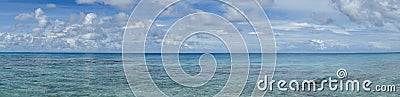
[0,0,399,53]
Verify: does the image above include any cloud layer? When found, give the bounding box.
[1,0,399,53]
[2,8,128,52]
[332,0,400,30]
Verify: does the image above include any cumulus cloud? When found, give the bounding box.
[46,3,57,8]
[35,8,48,27]
[83,13,97,25]
[14,13,34,20]
[310,39,327,50]
[35,8,44,18]
[36,16,48,28]
[3,8,129,52]
[14,8,49,24]
[75,0,138,10]
[332,0,400,30]
[323,40,350,49]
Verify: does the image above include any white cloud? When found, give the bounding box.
[114,12,128,22]
[46,3,57,8]
[124,20,150,29]
[66,38,77,47]
[248,32,265,35]
[14,13,34,20]
[50,19,66,33]
[332,0,400,30]
[34,8,48,27]
[112,12,130,26]
[5,0,399,53]
[369,41,391,49]
[37,16,48,27]
[277,39,352,52]
[81,33,103,40]
[273,22,313,31]
[31,28,41,33]
[310,39,327,50]
[14,8,49,26]
[35,8,44,18]
[272,21,352,35]
[328,29,352,35]
[2,8,128,52]
[83,13,97,25]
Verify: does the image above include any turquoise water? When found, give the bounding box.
[0,53,399,96]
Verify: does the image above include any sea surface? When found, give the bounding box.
[0,53,399,96]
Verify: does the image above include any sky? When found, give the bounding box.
[0,0,399,53]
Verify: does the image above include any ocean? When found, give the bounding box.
[0,53,399,96]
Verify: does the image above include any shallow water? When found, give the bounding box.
[0,53,399,96]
